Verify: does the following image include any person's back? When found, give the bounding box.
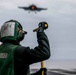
[0,43,18,75]
[0,20,50,75]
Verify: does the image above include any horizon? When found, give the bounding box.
[30,60,76,70]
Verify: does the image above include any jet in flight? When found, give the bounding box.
[18,4,47,13]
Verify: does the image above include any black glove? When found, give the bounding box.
[38,68,47,75]
[37,22,48,32]
[31,68,47,75]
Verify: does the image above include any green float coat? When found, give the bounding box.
[0,43,18,75]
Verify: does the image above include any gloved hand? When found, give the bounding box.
[38,68,47,75]
[31,68,47,75]
[37,22,48,32]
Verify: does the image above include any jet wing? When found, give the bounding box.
[18,7,29,10]
[36,8,47,11]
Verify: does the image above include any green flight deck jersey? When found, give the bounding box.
[0,43,18,75]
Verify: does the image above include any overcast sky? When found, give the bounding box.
[0,0,76,60]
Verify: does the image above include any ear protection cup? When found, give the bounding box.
[18,30,25,41]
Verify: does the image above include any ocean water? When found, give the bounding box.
[30,60,76,70]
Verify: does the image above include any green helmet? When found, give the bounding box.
[0,20,27,42]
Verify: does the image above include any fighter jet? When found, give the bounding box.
[18,4,47,13]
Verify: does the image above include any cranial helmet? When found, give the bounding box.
[0,20,27,42]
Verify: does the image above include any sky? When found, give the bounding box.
[0,0,76,60]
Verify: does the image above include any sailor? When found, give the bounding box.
[0,20,50,75]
